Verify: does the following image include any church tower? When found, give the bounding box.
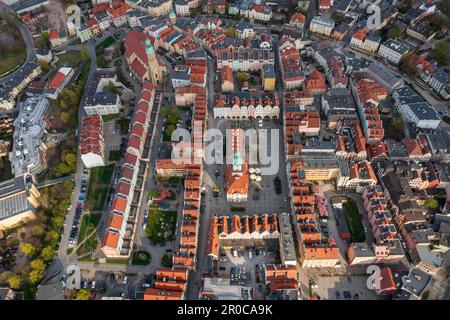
[169,8,176,25]
[145,39,162,85]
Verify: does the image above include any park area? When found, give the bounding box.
[145,206,177,245]
[76,214,101,257]
[342,198,365,242]
[85,165,115,212]
[0,13,26,76]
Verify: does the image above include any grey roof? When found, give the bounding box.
[433,68,450,85]
[385,139,408,159]
[84,92,118,107]
[381,39,410,55]
[408,103,440,121]
[368,62,403,90]
[350,242,375,257]
[262,63,275,78]
[11,0,48,13]
[0,62,40,100]
[36,282,66,300]
[278,212,297,263]
[401,268,431,298]
[0,177,35,222]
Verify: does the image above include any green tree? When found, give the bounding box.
[59,99,68,110]
[161,254,173,268]
[387,27,404,39]
[37,32,50,49]
[1,271,14,282]
[8,275,22,289]
[424,198,439,210]
[165,124,176,141]
[28,270,43,284]
[45,230,59,243]
[437,0,450,18]
[52,215,65,228]
[236,71,249,82]
[433,41,450,66]
[20,243,36,256]
[331,11,344,23]
[64,152,77,167]
[148,189,159,199]
[32,225,45,237]
[30,259,46,272]
[76,289,90,300]
[40,246,55,261]
[61,111,70,124]
[38,60,50,73]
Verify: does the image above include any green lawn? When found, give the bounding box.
[106,258,129,264]
[76,214,101,256]
[56,51,82,68]
[131,250,152,265]
[146,207,177,245]
[101,113,120,122]
[117,118,130,135]
[0,13,26,76]
[85,165,115,212]
[342,198,365,242]
[0,53,26,76]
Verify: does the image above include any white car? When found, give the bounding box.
[91,281,96,289]
[123,276,128,284]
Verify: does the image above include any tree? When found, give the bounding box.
[32,225,45,237]
[52,215,65,228]
[424,198,439,210]
[20,243,36,256]
[38,60,50,73]
[437,0,450,18]
[399,54,416,75]
[37,32,50,49]
[236,71,249,82]
[59,99,68,110]
[64,152,77,167]
[76,289,90,300]
[433,41,450,66]
[61,111,70,124]
[104,80,119,94]
[331,11,344,23]
[45,230,59,243]
[1,271,14,282]
[148,189,159,199]
[41,246,55,261]
[389,117,405,137]
[30,259,46,272]
[28,270,43,284]
[387,27,404,39]
[8,275,22,289]
[165,124,176,141]
[161,254,173,268]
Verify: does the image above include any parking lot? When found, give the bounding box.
[67,169,90,250]
[216,247,277,300]
[312,275,385,300]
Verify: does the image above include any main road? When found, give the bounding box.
[43,33,119,283]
